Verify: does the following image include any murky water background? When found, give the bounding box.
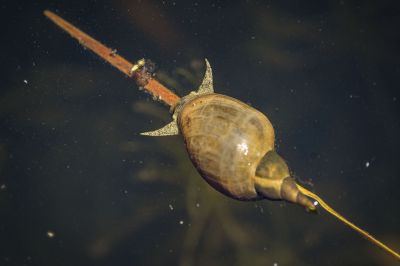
[1,1,399,265]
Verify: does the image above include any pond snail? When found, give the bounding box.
[141,60,316,211]
[141,60,400,259]
[43,10,400,260]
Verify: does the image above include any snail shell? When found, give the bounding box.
[178,93,274,200]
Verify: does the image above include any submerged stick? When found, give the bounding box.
[43,10,180,108]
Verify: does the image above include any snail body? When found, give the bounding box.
[142,60,315,210]
[141,60,400,259]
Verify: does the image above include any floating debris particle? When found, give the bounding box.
[46,231,55,238]
[109,49,117,56]
[169,204,174,210]
[365,161,370,168]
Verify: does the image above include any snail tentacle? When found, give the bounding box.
[141,59,213,137]
[140,119,179,136]
[197,59,214,94]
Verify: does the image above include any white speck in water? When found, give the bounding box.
[313,201,319,206]
[169,204,174,211]
[23,79,28,84]
[46,231,55,238]
[179,220,184,225]
[365,161,370,168]
[273,262,278,266]
[195,203,200,208]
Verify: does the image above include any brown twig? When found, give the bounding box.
[43,10,181,108]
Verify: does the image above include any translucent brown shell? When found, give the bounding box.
[178,93,275,200]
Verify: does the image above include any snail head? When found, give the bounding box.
[255,151,317,212]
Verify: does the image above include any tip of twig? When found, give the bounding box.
[43,10,58,22]
[43,10,52,17]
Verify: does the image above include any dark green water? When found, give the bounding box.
[1,1,399,265]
